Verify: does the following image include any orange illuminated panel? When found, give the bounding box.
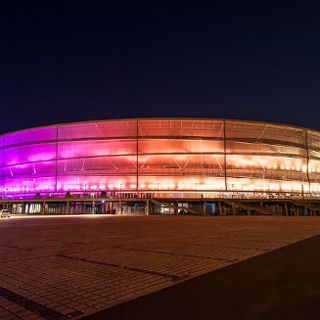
[58,120,137,140]
[139,139,224,154]
[138,119,224,138]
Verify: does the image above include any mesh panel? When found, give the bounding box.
[4,161,56,179]
[58,139,136,159]
[4,143,56,166]
[4,127,56,147]
[58,120,137,140]
[138,119,224,138]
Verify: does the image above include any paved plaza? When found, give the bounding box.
[1,216,320,319]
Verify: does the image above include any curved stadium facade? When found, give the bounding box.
[1,118,320,200]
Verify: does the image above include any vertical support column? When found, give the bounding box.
[110,201,113,214]
[284,202,288,216]
[305,129,311,196]
[146,199,149,215]
[136,120,139,198]
[218,201,222,215]
[223,120,227,192]
[1,136,4,200]
[232,203,236,215]
[203,201,207,215]
[55,126,59,194]
[41,202,45,215]
[66,201,70,215]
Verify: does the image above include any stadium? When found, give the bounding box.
[1,118,320,216]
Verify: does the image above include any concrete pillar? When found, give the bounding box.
[146,200,149,215]
[92,201,95,214]
[41,202,45,215]
[217,202,221,215]
[66,201,70,215]
[203,201,207,215]
[284,202,288,216]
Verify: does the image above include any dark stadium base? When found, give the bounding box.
[1,197,320,216]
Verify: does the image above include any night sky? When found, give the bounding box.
[1,1,320,134]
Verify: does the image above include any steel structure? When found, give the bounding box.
[1,118,320,199]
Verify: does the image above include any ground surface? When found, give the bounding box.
[1,216,320,320]
[83,234,320,320]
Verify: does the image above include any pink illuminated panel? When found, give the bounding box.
[56,175,137,192]
[4,177,56,193]
[0,137,4,167]
[57,156,137,176]
[4,144,56,166]
[4,127,56,147]
[58,140,136,159]
[4,161,56,179]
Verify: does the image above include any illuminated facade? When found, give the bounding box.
[1,118,320,199]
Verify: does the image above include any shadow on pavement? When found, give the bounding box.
[80,235,320,320]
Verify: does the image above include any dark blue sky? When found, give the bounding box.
[1,1,320,133]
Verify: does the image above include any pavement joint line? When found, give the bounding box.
[0,254,59,264]
[119,246,239,263]
[0,244,33,251]
[49,240,90,245]
[173,241,270,252]
[57,254,183,281]
[0,304,25,320]
[0,286,83,320]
